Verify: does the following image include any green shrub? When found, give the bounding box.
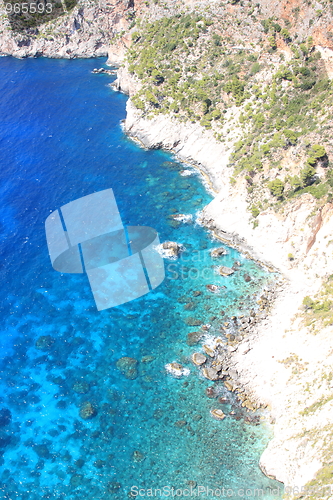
[132,97,145,110]
[212,34,222,46]
[268,179,285,197]
[250,62,261,75]
[290,175,302,190]
[309,144,327,160]
[326,168,333,187]
[261,144,270,155]
[305,183,329,199]
[268,35,277,50]
[300,43,308,56]
[145,89,159,105]
[251,205,260,217]
[224,75,246,104]
[280,28,291,41]
[284,129,298,145]
[275,67,293,81]
[211,109,221,120]
[303,296,315,309]
[300,165,316,186]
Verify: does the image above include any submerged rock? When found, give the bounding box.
[244,274,252,282]
[70,474,84,488]
[107,481,121,493]
[174,420,187,428]
[184,301,197,311]
[210,409,226,420]
[206,284,225,293]
[79,402,97,420]
[205,386,217,398]
[191,352,207,366]
[72,381,90,394]
[132,450,145,462]
[141,355,155,363]
[35,335,54,351]
[186,331,203,346]
[0,408,11,427]
[75,458,85,468]
[94,459,106,469]
[210,247,228,258]
[33,444,51,459]
[116,357,138,380]
[184,317,202,326]
[224,380,235,392]
[92,68,116,75]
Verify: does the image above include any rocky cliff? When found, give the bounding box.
[0,0,145,58]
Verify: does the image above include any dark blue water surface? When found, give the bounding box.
[0,57,281,499]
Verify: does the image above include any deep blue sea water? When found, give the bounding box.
[0,57,282,499]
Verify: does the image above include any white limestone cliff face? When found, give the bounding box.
[125,99,237,192]
[118,66,333,492]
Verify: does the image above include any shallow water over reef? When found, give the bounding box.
[0,57,281,499]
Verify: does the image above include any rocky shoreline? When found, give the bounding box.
[111,61,333,493]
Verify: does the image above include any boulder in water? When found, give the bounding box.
[205,386,217,398]
[206,284,225,293]
[202,367,219,381]
[218,266,235,276]
[191,352,207,366]
[165,362,190,378]
[210,409,226,420]
[159,241,184,259]
[210,247,228,258]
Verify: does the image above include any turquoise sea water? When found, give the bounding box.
[0,57,282,499]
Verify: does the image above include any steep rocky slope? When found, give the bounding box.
[111,7,333,495]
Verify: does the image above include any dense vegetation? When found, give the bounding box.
[126,11,333,218]
[303,275,333,329]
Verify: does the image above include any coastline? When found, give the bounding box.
[115,67,333,493]
[1,39,332,491]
